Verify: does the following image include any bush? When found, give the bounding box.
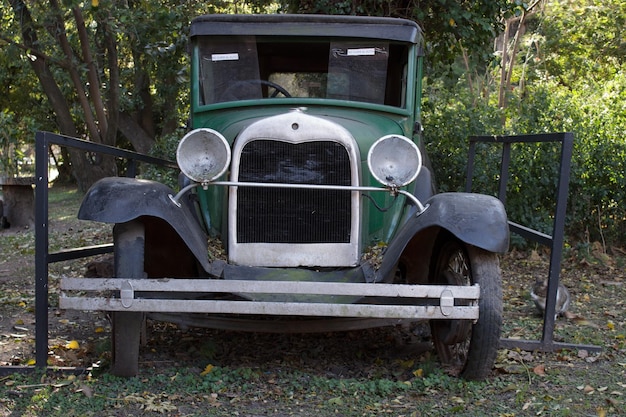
[423,73,626,247]
[139,132,181,189]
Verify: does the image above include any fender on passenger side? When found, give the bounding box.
[377,192,509,281]
[78,177,211,272]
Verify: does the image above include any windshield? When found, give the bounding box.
[197,36,410,107]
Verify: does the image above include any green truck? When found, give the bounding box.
[63,14,509,380]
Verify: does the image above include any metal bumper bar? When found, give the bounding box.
[60,278,480,320]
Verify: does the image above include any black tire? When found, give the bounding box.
[430,239,502,380]
[111,220,145,377]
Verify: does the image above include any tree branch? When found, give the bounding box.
[73,6,108,137]
[48,0,101,142]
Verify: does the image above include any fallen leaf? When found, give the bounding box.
[328,397,344,406]
[200,364,214,376]
[533,364,546,376]
[65,340,80,350]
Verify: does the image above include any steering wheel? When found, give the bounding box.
[220,79,292,101]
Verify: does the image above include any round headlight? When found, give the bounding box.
[367,134,422,187]
[176,128,231,183]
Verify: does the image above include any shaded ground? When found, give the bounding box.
[1,184,625,416]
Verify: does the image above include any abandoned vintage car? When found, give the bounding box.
[60,14,509,380]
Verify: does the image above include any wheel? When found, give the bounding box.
[110,220,145,377]
[430,239,502,380]
[220,79,291,100]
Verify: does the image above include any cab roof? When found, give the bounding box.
[190,14,422,44]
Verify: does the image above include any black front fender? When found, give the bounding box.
[78,177,210,272]
[379,192,509,280]
[417,192,509,253]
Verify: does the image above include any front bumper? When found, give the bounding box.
[60,278,480,321]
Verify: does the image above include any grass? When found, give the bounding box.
[2,360,622,416]
[1,184,625,416]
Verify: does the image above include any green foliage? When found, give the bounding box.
[285,0,516,73]
[422,75,503,194]
[424,0,626,246]
[0,110,36,177]
[139,131,180,189]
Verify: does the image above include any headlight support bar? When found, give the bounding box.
[169,181,427,213]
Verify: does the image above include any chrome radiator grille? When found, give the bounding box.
[236,140,352,243]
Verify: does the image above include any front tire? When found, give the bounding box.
[430,239,502,380]
[111,220,145,377]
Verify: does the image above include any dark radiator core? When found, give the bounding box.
[237,140,352,243]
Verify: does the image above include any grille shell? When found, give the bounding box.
[228,111,361,267]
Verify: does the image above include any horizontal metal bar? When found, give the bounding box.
[60,278,480,299]
[499,338,602,353]
[40,131,177,169]
[469,133,570,144]
[508,221,553,247]
[48,244,114,263]
[60,297,479,320]
[171,181,426,212]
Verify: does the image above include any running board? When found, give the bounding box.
[59,278,480,320]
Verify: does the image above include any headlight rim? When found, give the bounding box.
[176,128,231,183]
[367,134,422,188]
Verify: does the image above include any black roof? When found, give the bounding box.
[190,14,422,44]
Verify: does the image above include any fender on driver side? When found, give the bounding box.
[78,177,211,272]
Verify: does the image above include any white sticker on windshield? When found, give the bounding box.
[211,53,239,62]
[347,48,376,56]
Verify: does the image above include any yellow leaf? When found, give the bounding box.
[26,358,36,366]
[91,0,99,7]
[18,301,26,307]
[607,321,615,330]
[200,364,214,376]
[65,340,80,350]
[94,326,105,333]
[15,319,24,325]
[449,18,456,27]
[413,368,423,378]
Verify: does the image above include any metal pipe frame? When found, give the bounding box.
[16,132,176,374]
[466,132,600,353]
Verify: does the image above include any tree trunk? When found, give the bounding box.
[10,0,117,192]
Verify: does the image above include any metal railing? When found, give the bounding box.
[12,132,176,374]
[466,132,600,353]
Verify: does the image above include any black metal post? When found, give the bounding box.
[34,132,50,367]
[540,133,573,347]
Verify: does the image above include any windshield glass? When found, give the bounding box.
[197,36,409,107]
